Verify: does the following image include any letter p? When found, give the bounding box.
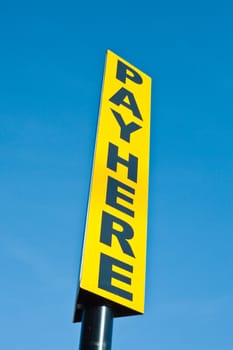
[116,60,143,85]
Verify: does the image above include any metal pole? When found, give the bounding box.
[79,305,113,350]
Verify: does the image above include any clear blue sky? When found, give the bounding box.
[0,1,233,349]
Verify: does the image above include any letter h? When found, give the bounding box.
[107,143,138,183]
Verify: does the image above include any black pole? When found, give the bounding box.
[79,305,113,350]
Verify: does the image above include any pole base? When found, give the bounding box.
[79,305,113,350]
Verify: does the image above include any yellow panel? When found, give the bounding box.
[78,50,151,315]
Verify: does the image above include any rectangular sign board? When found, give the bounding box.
[74,50,152,321]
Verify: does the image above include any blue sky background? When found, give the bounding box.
[0,1,233,349]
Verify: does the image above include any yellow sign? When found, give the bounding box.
[74,50,151,321]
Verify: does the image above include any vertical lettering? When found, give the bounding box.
[106,176,135,217]
[111,109,142,143]
[98,253,133,301]
[109,87,142,120]
[107,143,138,183]
[100,211,135,257]
[116,60,143,85]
